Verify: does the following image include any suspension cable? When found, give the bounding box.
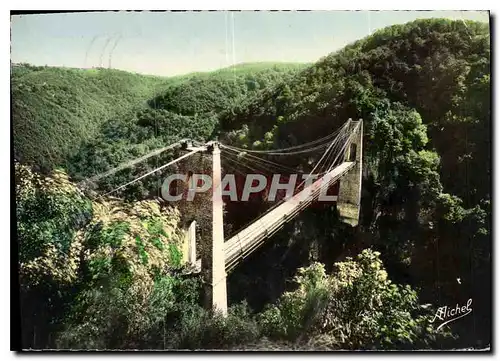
[221,151,271,175]
[296,120,351,190]
[220,121,349,155]
[102,148,200,197]
[80,139,187,187]
[326,121,360,172]
[222,147,300,174]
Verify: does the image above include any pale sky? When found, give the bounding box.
[10,11,489,77]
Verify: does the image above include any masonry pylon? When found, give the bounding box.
[337,120,363,226]
[202,143,228,315]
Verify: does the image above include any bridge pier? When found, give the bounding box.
[188,220,197,265]
[203,143,228,315]
[337,120,363,226]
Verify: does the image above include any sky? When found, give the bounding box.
[10,10,489,77]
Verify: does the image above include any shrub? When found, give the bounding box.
[16,163,92,287]
[259,249,451,349]
[172,302,260,350]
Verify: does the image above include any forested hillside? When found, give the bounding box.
[11,65,173,170]
[149,63,307,115]
[13,18,490,350]
[219,18,491,347]
[12,62,306,172]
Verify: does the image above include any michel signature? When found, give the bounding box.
[431,298,473,331]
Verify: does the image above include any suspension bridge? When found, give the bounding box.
[80,119,363,315]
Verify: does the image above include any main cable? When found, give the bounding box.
[79,139,187,187]
[220,121,349,155]
[101,148,200,197]
[296,120,352,190]
[222,147,300,174]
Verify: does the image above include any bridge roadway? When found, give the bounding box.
[191,161,355,273]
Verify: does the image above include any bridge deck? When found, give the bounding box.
[224,161,355,270]
[186,161,355,274]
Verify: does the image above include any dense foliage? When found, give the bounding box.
[16,164,187,349]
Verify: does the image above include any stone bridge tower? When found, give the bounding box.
[203,142,228,315]
[337,119,363,227]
